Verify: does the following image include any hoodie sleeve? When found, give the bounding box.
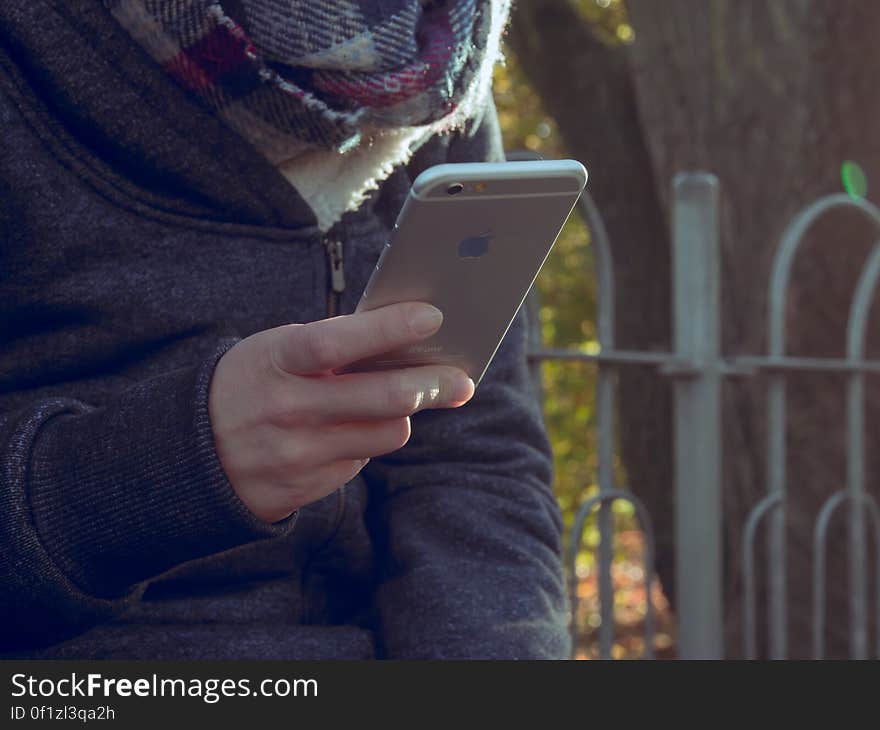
[0,337,297,651]
[363,97,571,659]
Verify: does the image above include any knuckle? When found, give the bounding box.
[266,324,300,379]
[264,388,308,429]
[263,395,288,428]
[388,375,422,413]
[266,344,286,381]
[373,310,397,350]
[401,304,420,337]
[302,324,341,371]
[274,435,306,470]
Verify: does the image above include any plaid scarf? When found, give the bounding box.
[104,0,508,169]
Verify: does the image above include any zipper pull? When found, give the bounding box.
[325,239,346,293]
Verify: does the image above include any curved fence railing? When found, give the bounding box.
[518,148,880,659]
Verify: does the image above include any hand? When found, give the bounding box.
[207,302,474,523]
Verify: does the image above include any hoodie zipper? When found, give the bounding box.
[302,235,348,624]
[323,236,346,317]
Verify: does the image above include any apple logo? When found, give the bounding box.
[458,231,493,259]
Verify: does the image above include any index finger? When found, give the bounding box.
[272,301,443,375]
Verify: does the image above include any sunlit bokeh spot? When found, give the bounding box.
[616,23,634,43]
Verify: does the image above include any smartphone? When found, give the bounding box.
[336,159,588,386]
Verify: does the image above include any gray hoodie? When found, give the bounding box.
[0,0,569,659]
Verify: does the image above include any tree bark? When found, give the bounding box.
[511,0,880,658]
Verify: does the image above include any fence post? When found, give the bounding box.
[671,173,724,659]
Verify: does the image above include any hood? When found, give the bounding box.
[0,0,320,230]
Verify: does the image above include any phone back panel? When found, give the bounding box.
[338,161,586,385]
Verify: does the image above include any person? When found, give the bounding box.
[0,0,569,659]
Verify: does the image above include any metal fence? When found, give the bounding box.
[523,168,880,660]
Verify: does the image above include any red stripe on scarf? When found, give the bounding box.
[163,20,255,92]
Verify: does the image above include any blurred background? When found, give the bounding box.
[497,0,880,659]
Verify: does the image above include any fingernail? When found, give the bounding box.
[409,305,443,336]
[450,373,475,403]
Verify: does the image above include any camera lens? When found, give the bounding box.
[447,183,464,195]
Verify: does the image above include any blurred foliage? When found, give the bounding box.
[494,0,673,658]
[569,0,635,46]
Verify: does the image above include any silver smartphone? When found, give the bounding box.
[336,159,588,386]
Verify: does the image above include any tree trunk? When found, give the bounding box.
[507,0,677,633]
[511,0,880,658]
